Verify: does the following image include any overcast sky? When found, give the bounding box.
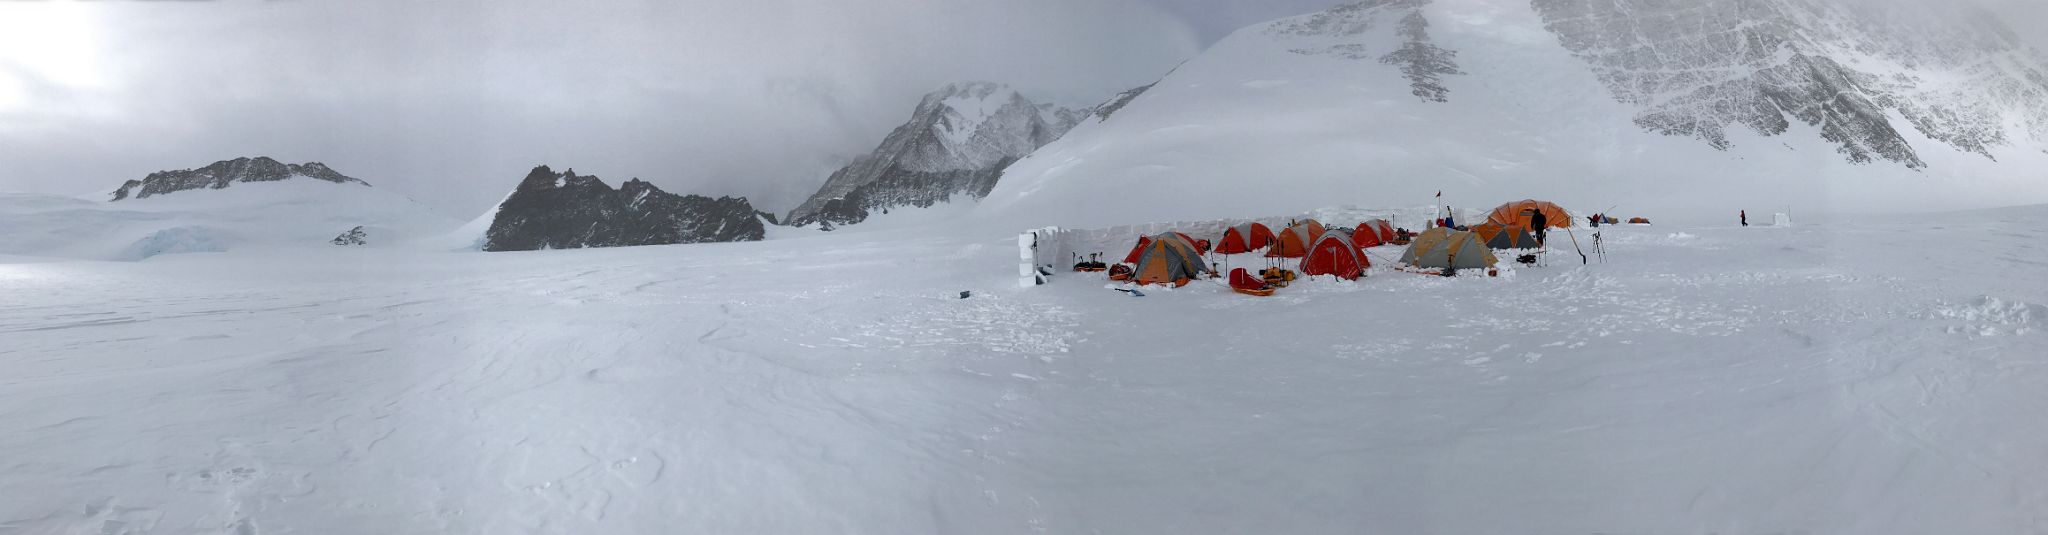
[0,0,1342,215]
[0,0,2040,216]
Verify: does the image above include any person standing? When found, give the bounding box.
[1741,210,1748,227]
[1529,209,1549,246]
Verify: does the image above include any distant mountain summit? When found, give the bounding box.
[783,82,1085,229]
[112,156,368,201]
[482,165,764,251]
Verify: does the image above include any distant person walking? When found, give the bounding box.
[1529,209,1549,246]
[1741,210,1748,227]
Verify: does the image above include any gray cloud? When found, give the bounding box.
[0,0,1207,215]
[2,0,2041,217]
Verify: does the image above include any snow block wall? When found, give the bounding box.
[1018,226,1059,288]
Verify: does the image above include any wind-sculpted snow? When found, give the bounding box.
[785,82,1081,229]
[1531,0,2048,167]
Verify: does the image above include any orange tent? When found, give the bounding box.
[1301,231,1370,280]
[1487,200,1572,229]
[1264,221,1325,258]
[1352,222,1385,248]
[1215,222,1276,255]
[1131,232,1210,286]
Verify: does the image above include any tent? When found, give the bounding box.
[1628,217,1651,225]
[1123,232,1206,263]
[1264,221,1325,258]
[1352,222,1385,248]
[1301,230,1370,280]
[1215,222,1276,255]
[1120,235,1152,264]
[1486,200,1573,229]
[1472,223,1541,249]
[1368,219,1396,242]
[1400,227,1498,271]
[1131,232,1212,286]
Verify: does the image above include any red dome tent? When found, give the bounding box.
[1300,230,1371,280]
[1369,219,1396,242]
[1352,222,1385,248]
[1264,221,1326,259]
[1120,235,1152,264]
[1215,222,1276,255]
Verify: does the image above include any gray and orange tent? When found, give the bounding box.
[1302,230,1370,280]
[1130,232,1213,286]
[1486,200,1572,229]
[1399,227,1498,271]
[1264,221,1325,258]
[1471,222,1541,249]
[1352,221,1385,248]
[1215,222,1276,255]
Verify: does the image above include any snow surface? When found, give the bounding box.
[978,0,2048,230]
[5,202,2048,533]
[0,182,462,261]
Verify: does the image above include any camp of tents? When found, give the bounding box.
[1077,200,1670,296]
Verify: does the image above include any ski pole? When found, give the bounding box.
[1564,227,1588,265]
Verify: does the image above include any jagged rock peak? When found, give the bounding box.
[483,165,763,251]
[111,156,370,201]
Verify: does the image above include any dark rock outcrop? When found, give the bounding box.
[482,165,763,252]
[112,157,368,201]
[332,226,368,246]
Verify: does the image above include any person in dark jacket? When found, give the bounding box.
[1529,210,1549,246]
[1741,210,1748,226]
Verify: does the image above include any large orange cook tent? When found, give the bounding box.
[1487,200,1572,229]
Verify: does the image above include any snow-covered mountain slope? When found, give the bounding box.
[111,156,369,201]
[783,82,1083,229]
[5,205,2048,533]
[0,180,461,261]
[980,0,2048,230]
[480,165,763,251]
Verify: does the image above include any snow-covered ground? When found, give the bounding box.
[0,183,462,262]
[4,205,2047,534]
